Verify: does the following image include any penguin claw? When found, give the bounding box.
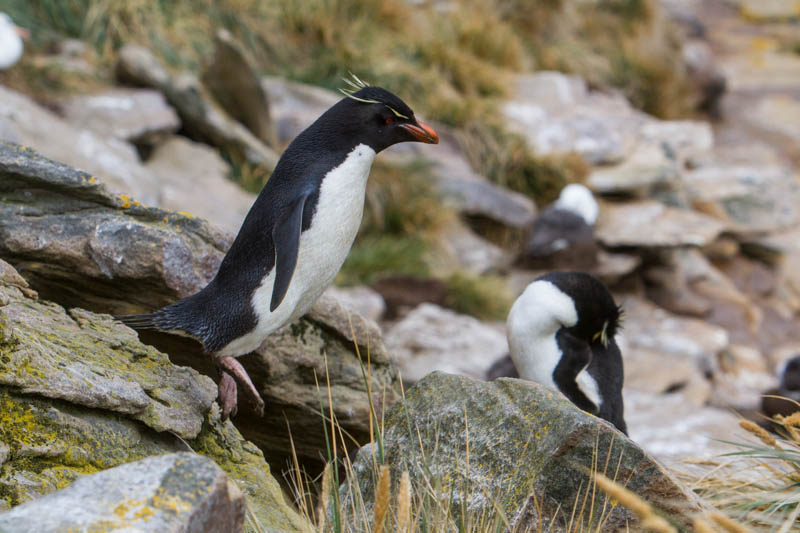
[218,371,238,421]
[217,355,266,418]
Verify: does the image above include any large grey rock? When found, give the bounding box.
[59,88,180,146]
[0,265,308,531]
[0,453,245,533]
[145,136,255,233]
[203,29,277,148]
[262,75,340,144]
[504,72,644,164]
[595,200,725,247]
[324,285,386,323]
[0,86,161,205]
[587,141,679,196]
[0,143,398,474]
[384,304,507,383]
[682,163,800,236]
[344,373,700,531]
[117,45,279,171]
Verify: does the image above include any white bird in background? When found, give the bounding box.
[0,13,29,70]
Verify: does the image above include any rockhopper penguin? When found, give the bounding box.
[119,77,439,419]
[506,272,627,434]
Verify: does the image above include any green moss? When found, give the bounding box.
[336,235,429,286]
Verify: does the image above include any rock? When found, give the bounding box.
[681,40,727,117]
[639,120,714,166]
[625,390,750,467]
[324,285,386,323]
[262,76,340,145]
[587,141,679,196]
[712,344,777,411]
[203,29,277,148]
[617,295,728,398]
[0,86,161,205]
[737,0,800,21]
[384,304,509,383]
[0,144,399,475]
[116,45,279,171]
[504,72,644,164]
[145,136,255,234]
[344,373,700,531]
[595,200,725,247]
[683,163,800,236]
[0,453,245,533]
[436,220,511,275]
[0,142,230,314]
[0,282,216,439]
[370,276,449,319]
[0,266,308,531]
[59,88,180,147]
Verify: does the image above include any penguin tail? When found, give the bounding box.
[115,312,161,330]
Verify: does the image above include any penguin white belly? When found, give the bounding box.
[219,144,376,357]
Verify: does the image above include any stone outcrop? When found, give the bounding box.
[0,453,247,532]
[344,372,701,531]
[116,45,279,171]
[0,259,308,531]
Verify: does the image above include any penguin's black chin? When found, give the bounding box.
[400,121,439,144]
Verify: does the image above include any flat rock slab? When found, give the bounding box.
[146,136,255,234]
[595,200,725,247]
[384,303,507,382]
[59,88,180,146]
[344,373,701,531]
[0,453,245,532]
[0,282,216,439]
[0,86,161,205]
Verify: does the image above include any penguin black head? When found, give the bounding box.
[325,83,438,152]
[780,355,800,391]
[536,272,623,348]
[507,271,627,434]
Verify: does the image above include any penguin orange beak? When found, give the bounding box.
[401,121,439,144]
[15,26,30,40]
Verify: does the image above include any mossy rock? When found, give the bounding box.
[343,372,701,532]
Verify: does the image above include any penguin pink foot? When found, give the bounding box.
[217,356,265,420]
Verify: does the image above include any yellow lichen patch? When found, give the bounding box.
[131,200,141,207]
[176,211,195,219]
[152,491,192,514]
[118,195,132,209]
[88,176,98,184]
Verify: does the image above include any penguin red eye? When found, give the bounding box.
[385,117,393,125]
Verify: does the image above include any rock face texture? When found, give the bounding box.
[0,453,246,533]
[116,45,279,171]
[0,142,398,475]
[0,259,307,531]
[344,373,700,532]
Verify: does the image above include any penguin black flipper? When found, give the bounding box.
[553,330,598,414]
[270,193,311,312]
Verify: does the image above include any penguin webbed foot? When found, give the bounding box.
[216,355,266,420]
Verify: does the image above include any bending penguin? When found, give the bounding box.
[506,272,627,434]
[119,77,438,419]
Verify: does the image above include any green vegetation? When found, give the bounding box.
[443,271,512,322]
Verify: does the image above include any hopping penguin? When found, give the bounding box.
[119,77,438,419]
[506,272,627,434]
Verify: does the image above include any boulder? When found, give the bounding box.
[0,86,161,205]
[0,265,307,531]
[116,45,279,171]
[0,143,399,474]
[344,373,700,531]
[384,304,507,383]
[683,163,800,236]
[324,285,386,323]
[737,0,800,21]
[203,29,277,148]
[595,200,725,248]
[503,72,644,164]
[0,453,246,533]
[145,136,255,233]
[59,88,180,147]
[587,141,679,196]
[262,76,340,145]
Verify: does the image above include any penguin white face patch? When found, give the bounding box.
[554,184,598,226]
